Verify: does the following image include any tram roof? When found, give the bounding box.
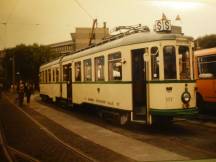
[41,32,193,69]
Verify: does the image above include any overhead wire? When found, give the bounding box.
[73,0,94,20]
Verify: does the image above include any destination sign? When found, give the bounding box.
[155,20,171,32]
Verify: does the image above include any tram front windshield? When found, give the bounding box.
[163,45,191,80]
[179,46,191,80]
[163,46,177,79]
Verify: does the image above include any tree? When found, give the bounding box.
[195,34,216,50]
[3,44,58,89]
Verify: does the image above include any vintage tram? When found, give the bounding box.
[40,20,198,125]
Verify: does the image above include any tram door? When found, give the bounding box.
[131,49,147,120]
[66,64,72,103]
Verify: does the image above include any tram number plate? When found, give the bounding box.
[155,20,171,32]
[166,97,173,102]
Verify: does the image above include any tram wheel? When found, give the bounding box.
[153,116,173,125]
[197,93,205,113]
[119,113,129,125]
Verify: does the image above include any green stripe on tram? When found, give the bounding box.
[148,80,196,84]
[72,81,132,84]
[150,108,198,116]
[40,80,195,84]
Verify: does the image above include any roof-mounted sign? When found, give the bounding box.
[155,19,171,32]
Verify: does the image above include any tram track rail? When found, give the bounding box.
[1,95,97,162]
[15,107,97,162]
[0,120,41,162]
[36,103,215,159]
[36,98,216,159]
[0,120,14,162]
[2,92,216,161]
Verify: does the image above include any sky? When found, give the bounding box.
[0,0,216,50]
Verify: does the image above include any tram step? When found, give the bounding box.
[135,112,146,115]
[133,113,146,120]
[131,119,146,124]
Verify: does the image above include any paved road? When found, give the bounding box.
[0,94,134,162]
[0,97,94,162]
[1,92,216,162]
[31,95,216,161]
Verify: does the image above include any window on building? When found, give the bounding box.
[84,59,92,81]
[75,61,81,81]
[108,52,122,80]
[198,54,216,78]
[179,46,191,79]
[151,47,159,80]
[163,46,176,79]
[95,56,104,81]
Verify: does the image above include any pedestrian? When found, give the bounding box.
[17,80,25,106]
[25,82,33,104]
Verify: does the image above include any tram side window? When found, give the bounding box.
[42,71,43,83]
[42,72,44,83]
[45,70,47,83]
[56,68,59,82]
[84,59,92,81]
[44,71,45,83]
[63,65,69,81]
[163,46,177,79]
[95,56,104,81]
[75,62,81,81]
[52,69,55,82]
[198,55,216,78]
[43,71,45,83]
[179,46,190,79]
[151,47,159,80]
[48,69,51,83]
[108,52,122,81]
[39,72,42,83]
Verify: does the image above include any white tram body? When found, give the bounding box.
[40,32,198,125]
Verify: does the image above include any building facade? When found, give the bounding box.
[71,27,109,51]
[48,40,74,56]
[48,26,109,57]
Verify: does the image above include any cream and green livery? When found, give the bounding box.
[40,30,198,125]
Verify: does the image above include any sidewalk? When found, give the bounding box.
[6,92,189,162]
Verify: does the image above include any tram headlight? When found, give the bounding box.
[181,92,191,103]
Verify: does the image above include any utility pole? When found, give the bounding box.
[12,55,15,92]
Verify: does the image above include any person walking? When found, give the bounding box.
[25,82,33,104]
[17,80,25,106]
